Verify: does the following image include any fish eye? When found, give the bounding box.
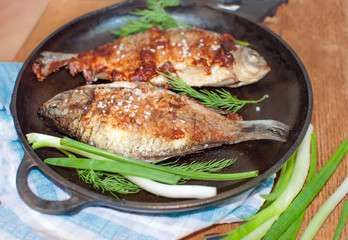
[248,50,260,63]
[48,103,58,109]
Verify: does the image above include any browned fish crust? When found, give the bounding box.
[77,83,238,143]
[39,82,289,162]
[33,27,238,83]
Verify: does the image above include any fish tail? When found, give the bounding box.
[32,51,77,81]
[236,120,290,142]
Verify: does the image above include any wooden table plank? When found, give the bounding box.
[187,1,348,239]
[0,0,49,61]
[14,0,348,239]
[188,1,348,239]
[14,0,122,62]
[264,1,348,238]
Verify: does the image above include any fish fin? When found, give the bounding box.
[236,120,290,142]
[32,51,78,81]
[40,51,77,61]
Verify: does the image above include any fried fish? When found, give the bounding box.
[38,82,289,162]
[33,27,270,87]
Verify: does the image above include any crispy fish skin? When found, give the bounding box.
[38,82,289,162]
[33,27,270,87]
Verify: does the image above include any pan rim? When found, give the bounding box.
[10,0,313,214]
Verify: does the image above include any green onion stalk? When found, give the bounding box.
[223,124,314,240]
[27,133,258,199]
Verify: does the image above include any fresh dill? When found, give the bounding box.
[163,158,237,183]
[163,158,237,174]
[77,169,141,197]
[62,150,142,197]
[110,0,189,38]
[158,71,269,113]
[28,133,259,199]
[110,0,252,47]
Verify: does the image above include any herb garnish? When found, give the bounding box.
[77,170,141,197]
[159,71,269,113]
[27,133,258,198]
[110,0,189,38]
[77,158,237,196]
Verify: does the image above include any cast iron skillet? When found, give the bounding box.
[11,0,312,214]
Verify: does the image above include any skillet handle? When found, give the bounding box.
[16,153,93,215]
[206,0,288,22]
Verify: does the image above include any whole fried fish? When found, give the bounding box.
[33,27,270,88]
[38,82,289,162]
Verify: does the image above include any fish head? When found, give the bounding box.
[38,86,93,134]
[230,45,271,87]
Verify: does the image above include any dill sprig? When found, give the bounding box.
[50,123,243,197]
[77,169,141,197]
[63,151,142,197]
[164,158,237,183]
[158,71,269,113]
[111,0,189,37]
[164,158,237,173]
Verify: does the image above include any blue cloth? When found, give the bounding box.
[0,62,274,240]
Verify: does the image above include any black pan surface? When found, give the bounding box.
[11,0,312,214]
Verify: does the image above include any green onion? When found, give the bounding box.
[45,157,180,185]
[333,199,348,240]
[60,136,258,181]
[301,175,348,239]
[263,139,348,239]
[308,132,317,179]
[223,125,314,239]
[126,175,217,199]
[259,151,296,209]
[27,132,258,199]
[222,127,348,240]
[278,214,305,240]
[239,215,279,240]
[249,152,295,213]
[235,40,251,47]
[277,132,317,240]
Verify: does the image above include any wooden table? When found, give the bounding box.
[14,0,348,239]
